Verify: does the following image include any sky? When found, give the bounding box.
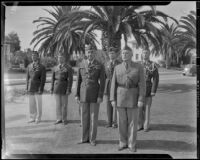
[5,1,196,51]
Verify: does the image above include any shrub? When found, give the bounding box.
[40,57,57,69]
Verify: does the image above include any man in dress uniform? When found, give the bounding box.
[138,48,159,132]
[110,45,145,152]
[26,51,46,124]
[104,47,121,128]
[50,52,73,125]
[75,44,105,146]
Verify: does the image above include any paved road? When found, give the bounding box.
[3,71,197,158]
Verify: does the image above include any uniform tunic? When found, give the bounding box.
[142,60,159,97]
[51,63,73,95]
[26,62,46,93]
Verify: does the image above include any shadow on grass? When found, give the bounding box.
[150,124,196,132]
[157,83,196,94]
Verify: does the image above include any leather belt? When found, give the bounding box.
[118,84,138,89]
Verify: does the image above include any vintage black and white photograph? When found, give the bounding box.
[1,1,197,159]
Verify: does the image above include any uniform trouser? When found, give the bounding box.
[29,92,42,121]
[138,97,152,130]
[106,95,117,126]
[117,107,138,149]
[80,102,100,143]
[54,94,68,122]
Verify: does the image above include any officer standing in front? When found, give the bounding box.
[50,52,73,125]
[26,51,46,124]
[104,47,121,128]
[110,46,145,152]
[138,48,159,132]
[75,44,105,146]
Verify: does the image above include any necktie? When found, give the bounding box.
[125,62,128,70]
[88,61,92,67]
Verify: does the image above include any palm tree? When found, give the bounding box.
[31,6,98,61]
[174,11,196,59]
[152,22,180,68]
[31,6,75,57]
[55,6,177,59]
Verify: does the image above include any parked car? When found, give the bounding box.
[182,64,196,76]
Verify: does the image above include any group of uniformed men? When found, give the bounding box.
[26,44,159,152]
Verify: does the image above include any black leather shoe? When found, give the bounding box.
[128,147,137,152]
[90,141,96,146]
[112,124,118,128]
[137,127,144,131]
[118,146,128,151]
[54,120,62,125]
[28,119,35,123]
[77,140,89,144]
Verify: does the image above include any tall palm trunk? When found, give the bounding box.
[101,31,121,60]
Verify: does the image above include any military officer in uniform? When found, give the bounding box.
[50,52,73,125]
[138,48,159,132]
[110,45,145,152]
[75,44,105,146]
[26,51,46,124]
[104,47,121,128]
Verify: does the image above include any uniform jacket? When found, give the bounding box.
[75,59,105,103]
[26,62,46,93]
[142,60,159,97]
[51,63,73,95]
[104,59,121,95]
[110,61,145,108]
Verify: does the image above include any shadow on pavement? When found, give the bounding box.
[98,120,107,126]
[150,124,196,132]
[137,140,196,152]
[6,127,57,137]
[97,140,118,145]
[157,83,196,93]
[67,120,81,124]
[8,137,54,144]
[5,114,26,122]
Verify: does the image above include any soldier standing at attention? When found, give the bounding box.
[104,47,121,128]
[138,48,159,132]
[26,51,46,124]
[110,46,145,152]
[75,44,105,146]
[51,52,73,125]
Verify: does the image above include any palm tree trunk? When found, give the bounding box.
[102,31,121,57]
[166,46,171,69]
